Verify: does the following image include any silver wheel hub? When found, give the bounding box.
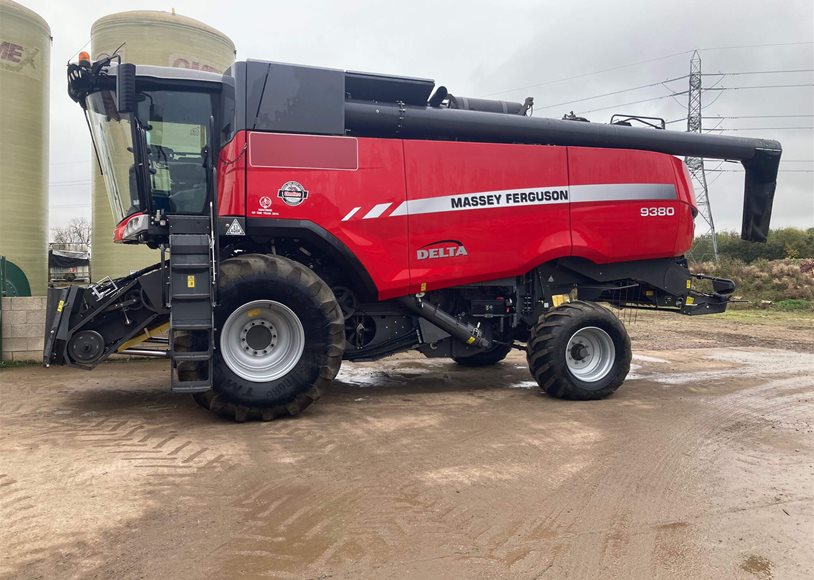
[220,300,305,382]
[565,326,615,383]
[240,319,277,356]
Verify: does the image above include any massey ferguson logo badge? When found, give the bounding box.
[278,181,309,206]
[416,240,468,261]
[259,196,272,209]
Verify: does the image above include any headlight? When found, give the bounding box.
[114,213,149,243]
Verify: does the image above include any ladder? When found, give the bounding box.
[168,216,214,392]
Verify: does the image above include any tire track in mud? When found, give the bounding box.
[186,352,813,578]
[207,401,607,576]
[567,357,813,577]
[217,475,504,577]
[2,344,813,579]
[0,375,238,577]
[487,351,814,578]
[0,474,38,559]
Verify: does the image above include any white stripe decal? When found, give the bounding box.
[570,183,677,202]
[363,203,392,219]
[341,207,361,221]
[390,185,569,217]
[388,183,676,218]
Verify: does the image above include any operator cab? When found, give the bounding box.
[70,60,226,242]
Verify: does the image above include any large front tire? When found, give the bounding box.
[527,301,630,400]
[194,254,344,421]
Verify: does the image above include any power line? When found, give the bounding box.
[703,117,727,133]
[536,76,688,110]
[701,91,726,110]
[699,41,814,52]
[484,40,813,97]
[705,83,814,91]
[482,50,694,97]
[696,74,728,111]
[702,69,814,76]
[666,114,814,125]
[576,91,687,115]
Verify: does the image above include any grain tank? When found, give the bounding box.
[89,10,235,280]
[0,0,50,295]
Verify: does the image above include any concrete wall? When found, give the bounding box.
[1,296,45,361]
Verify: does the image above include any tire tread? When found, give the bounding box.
[193,254,344,422]
[526,300,631,400]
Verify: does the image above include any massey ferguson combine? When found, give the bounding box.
[44,54,782,420]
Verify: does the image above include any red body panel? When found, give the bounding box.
[402,141,570,293]
[570,148,683,263]
[244,135,410,299]
[222,130,696,299]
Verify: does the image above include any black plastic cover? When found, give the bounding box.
[345,71,434,105]
[244,60,345,135]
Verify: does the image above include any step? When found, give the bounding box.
[172,321,213,331]
[171,292,212,301]
[171,381,212,393]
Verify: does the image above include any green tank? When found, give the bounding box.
[0,0,50,295]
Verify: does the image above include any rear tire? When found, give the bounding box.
[453,342,513,367]
[194,254,344,421]
[527,301,630,400]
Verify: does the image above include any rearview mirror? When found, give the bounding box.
[116,63,137,114]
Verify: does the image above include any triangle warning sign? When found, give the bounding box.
[226,218,245,236]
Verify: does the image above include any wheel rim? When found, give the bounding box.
[220,300,305,382]
[565,326,616,383]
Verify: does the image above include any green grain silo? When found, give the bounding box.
[0,0,51,296]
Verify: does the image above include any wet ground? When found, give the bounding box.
[1,311,812,579]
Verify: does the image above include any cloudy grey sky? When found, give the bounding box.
[19,0,814,234]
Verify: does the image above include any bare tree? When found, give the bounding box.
[51,217,92,248]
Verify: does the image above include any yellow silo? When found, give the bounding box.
[90,10,235,279]
[0,0,50,295]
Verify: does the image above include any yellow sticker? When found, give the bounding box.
[466,336,476,344]
[56,300,64,313]
[187,275,195,289]
[552,294,569,307]
[644,290,654,296]
[247,308,261,318]
[686,296,695,305]
[686,279,692,289]
[420,282,427,292]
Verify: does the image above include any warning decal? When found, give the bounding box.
[225,218,245,236]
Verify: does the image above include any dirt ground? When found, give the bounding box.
[1,310,812,579]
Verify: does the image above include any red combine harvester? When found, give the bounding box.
[44,54,782,420]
